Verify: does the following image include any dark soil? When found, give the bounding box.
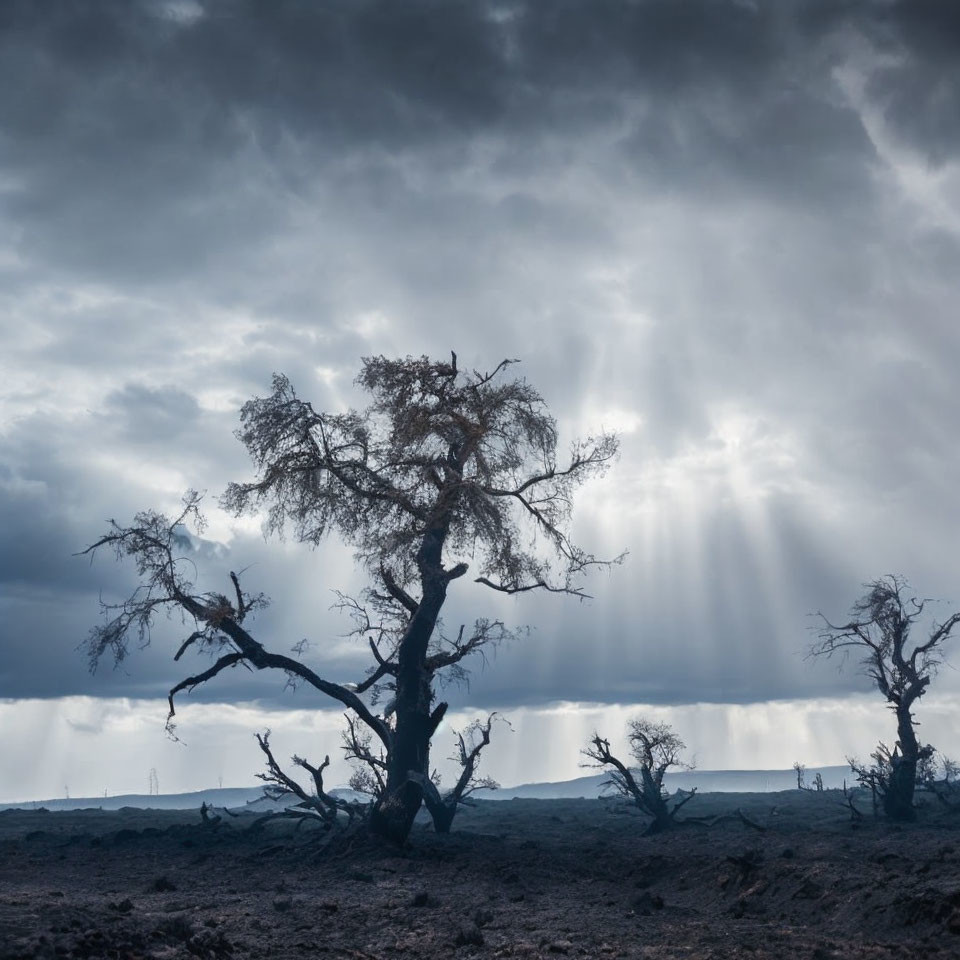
[2,791,959,958]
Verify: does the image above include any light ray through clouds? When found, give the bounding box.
[5,694,960,804]
[2,0,960,797]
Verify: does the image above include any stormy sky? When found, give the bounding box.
[3,0,960,800]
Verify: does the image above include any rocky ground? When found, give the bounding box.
[1,791,959,959]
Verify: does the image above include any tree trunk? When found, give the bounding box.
[368,583,446,844]
[368,668,437,843]
[405,770,458,834]
[639,765,674,833]
[428,803,456,834]
[368,708,432,844]
[884,707,919,822]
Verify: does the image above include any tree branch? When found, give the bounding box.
[167,652,245,723]
[379,565,420,615]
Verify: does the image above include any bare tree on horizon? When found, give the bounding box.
[811,575,960,821]
[584,717,696,834]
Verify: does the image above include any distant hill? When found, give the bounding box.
[0,786,265,812]
[0,786,366,813]
[0,766,851,811]
[476,765,853,800]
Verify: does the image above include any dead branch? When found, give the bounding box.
[840,780,865,821]
[342,714,388,801]
[416,714,506,833]
[254,730,366,828]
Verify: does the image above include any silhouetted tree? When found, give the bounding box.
[850,746,960,818]
[791,762,824,792]
[813,575,960,821]
[792,761,805,790]
[82,353,620,844]
[584,718,696,834]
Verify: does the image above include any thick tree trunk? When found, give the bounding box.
[368,581,447,845]
[368,706,433,844]
[884,707,919,821]
[639,765,675,834]
[429,805,456,834]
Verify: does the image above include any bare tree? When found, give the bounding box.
[812,575,960,821]
[792,761,805,790]
[584,718,696,834]
[81,353,620,844]
[793,762,826,793]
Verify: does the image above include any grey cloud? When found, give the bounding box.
[0,0,895,296]
[102,384,201,442]
[860,1,960,164]
[2,0,960,716]
[64,716,104,735]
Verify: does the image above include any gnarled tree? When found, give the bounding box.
[813,575,960,821]
[82,353,620,844]
[584,718,696,834]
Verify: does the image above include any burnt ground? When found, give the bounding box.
[1,791,960,959]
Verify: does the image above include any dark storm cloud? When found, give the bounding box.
[0,402,374,702]
[0,0,883,288]
[854,0,960,164]
[2,0,960,712]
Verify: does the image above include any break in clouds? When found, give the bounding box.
[2,1,960,725]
